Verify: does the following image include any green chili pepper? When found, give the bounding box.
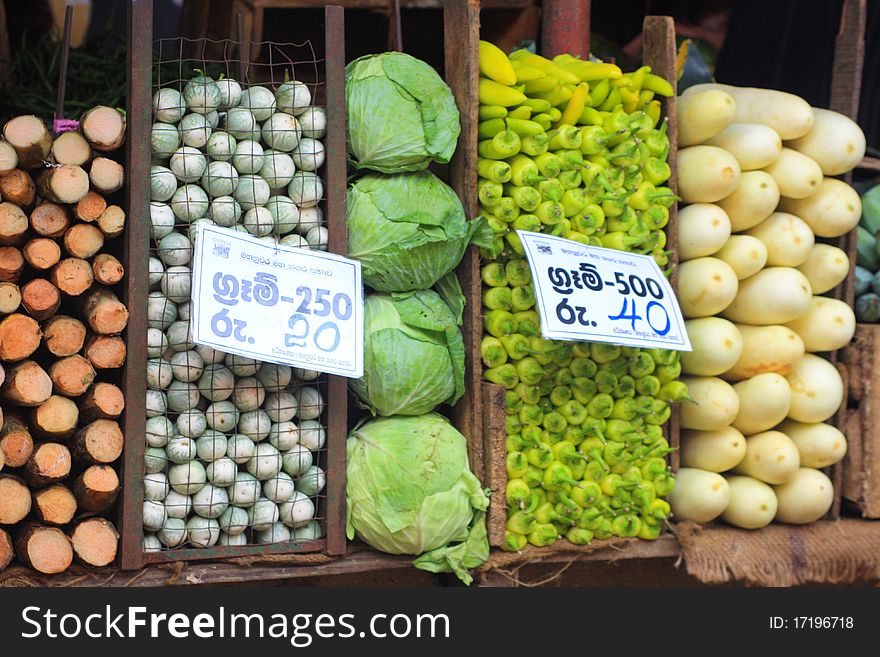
[483,286,513,311]
[658,380,692,402]
[520,424,543,448]
[481,336,507,368]
[536,200,565,226]
[506,510,536,536]
[570,357,598,378]
[506,478,532,510]
[612,514,642,538]
[595,371,618,394]
[552,343,574,367]
[503,531,528,551]
[520,132,551,156]
[590,342,621,364]
[484,309,516,337]
[558,169,582,190]
[635,375,661,397]
[566,527,594,545]
[587,392,615,418]
[506,413,522,436]
[610,398,637,421]
[484,363,519,389]
[652,473,675,497]
[506,451,529,479]
[526,444,554,469]
[513,311,541,337]
[518,403,544,427]
[613,375,636,399]
[524,466,544,488]
[543,411,568,434]
[506,432,525,453]
[558,399,588,426]
[628,352,656,378]
[534,152,564,178]
[527,523,559,547]
[516,383,542,407]
[647,498,671,519]
[514,356,543,386]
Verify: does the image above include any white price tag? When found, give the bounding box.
[518,230,692,351]
[191,225,364,378]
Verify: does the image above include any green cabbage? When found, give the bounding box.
[345,52,460,173]
[346,414,490,585]
[348,171,491,292]
[350,288,465,416]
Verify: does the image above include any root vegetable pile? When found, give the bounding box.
[476,42,685,551]
[0,108,128,573]
[144,72,328,550]
[670,84,861,528]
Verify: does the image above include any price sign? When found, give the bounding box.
[191,225,363,378]
[518,230,692,351]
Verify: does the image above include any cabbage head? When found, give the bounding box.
[348,171,491,292]
[350,289,464,416]
[346,414,490,585]
[345,52,460,173]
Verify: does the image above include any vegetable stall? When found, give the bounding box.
[1,0,879,587]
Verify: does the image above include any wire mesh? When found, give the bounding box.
[143,36,331,555]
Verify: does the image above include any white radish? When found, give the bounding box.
[724,324,805,381]
[721,267,812,325]
[721,476,778,529]
[717,170,780,232]
[731,373,791,436]
[796,244,849,295]
[778,177,861,238]
[714,235,767,280]
[786,108,866,175]
[786,354,844,423]
[745,212,814,267]
[680,427,747,473]
[677,204,731,260]
[679,377,740,431]
[779,420,847,468]
[677,145,741,203]
[704,122,782,170]
[734,430,800,484]
[676,90,736,147]
[683,83,814,140]
[681,317,743,377]
[668,468,730,523]
[784,297,855,352]
[773,468,834,524]
[763,148,822,199]
[677,257,738,318]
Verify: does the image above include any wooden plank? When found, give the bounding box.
[540,0,590,58]
[119,0,153,571]
[642,15,681,471]
[445,0,485,484]
[323,4,348,557]
[479,534,679,575]
[827,0,866,519]
[483,382,507,546]
[0,548,415,587]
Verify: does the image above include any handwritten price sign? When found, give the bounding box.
[518,230,691,351]
[191,225,363,377]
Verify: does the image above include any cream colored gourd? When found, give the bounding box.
[722,476,778,529]
[677,204,731,260]
[786,354,844,423]
[668,468,731,523]
[778,177,861,238]
[721,267,812,325]
[773,468,834,524]
[717,171,780,232]
[680,427,747,472]
[678,257,738,318]
[714,235,768,280]
[676,90,736,147]
[684,83,814,140]
[734,430,800,484]
[745,212,815,267]
[763,148,823,199]
[786,108,866,175]
[724,324,805,381]
[784,297,855,352]
[704,123,782,170]
[796,244,849,294]
[679,376,740,431]
[682,317,743,376]
[731,373,791,436]
[678,146,741,203]
[779,420,847,468]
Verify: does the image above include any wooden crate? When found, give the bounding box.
[841,324,880,517]
[443,1,681,549]
[119,2,348,569]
